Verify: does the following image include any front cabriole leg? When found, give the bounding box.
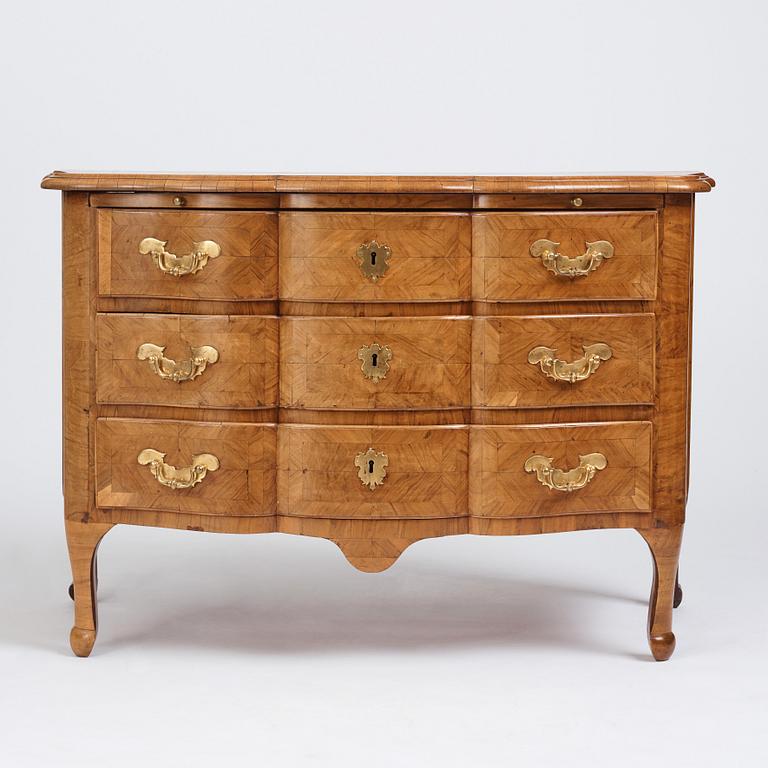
[637,525,683,661]
[65,520,114,657]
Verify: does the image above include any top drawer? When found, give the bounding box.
[279,212,471,302]
[97,209,278,300]
[472,212,658,301]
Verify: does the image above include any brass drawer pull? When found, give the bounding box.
[137,449,220,490]
[355,448,388,490]
[138,237,221,276]
[136,343,219,382]
[527,343,612,383]
[358,342,392,383]
[530,239,614,278]
[357,239,391,281]
[524,453,607,492]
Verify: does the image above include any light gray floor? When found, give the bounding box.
[1,490,765,767]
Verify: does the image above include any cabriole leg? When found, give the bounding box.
[65,520,113,657]
[637,525,683,661]
[673,569,683,608]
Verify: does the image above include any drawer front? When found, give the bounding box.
[469,422,652,518]
[96,419,276,516]
[473,314,655,407]
[279,212,471,301]
[278,425,468,518]
[96,314,278,408]
[97,209,278,300]
[281,317,471,409]
[473,212,657,301]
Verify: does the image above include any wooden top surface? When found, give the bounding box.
[41,171,715,194]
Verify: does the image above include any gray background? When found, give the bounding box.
[1,1,766,765]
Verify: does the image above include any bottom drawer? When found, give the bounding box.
[470,422,652,518]
[96,419,276,516]
[278,425,468,519]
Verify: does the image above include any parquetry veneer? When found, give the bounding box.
[43,171,713,660]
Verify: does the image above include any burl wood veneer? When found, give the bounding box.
[43,171,714,660]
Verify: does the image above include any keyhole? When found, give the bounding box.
[370,251,377,265]
[368,459,375,474]
[371,353,378,367]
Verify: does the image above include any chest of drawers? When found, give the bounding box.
[43,171,714,659]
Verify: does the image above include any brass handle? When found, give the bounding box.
[357,240,391,281]
[524,453,607,492]
[530,239,614,278]
[355,448,388,490]
[137,449,220,490]
[136,343,219,382]
[527,343,612,383]
[358,343,392,383]
[138,237,221,276]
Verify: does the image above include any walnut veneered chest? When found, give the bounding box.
[42,171,715,659]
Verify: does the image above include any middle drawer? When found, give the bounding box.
[280,317,472,409]
[96,313,278,408]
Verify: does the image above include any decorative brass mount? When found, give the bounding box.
[137,449,220,490]
[524,453,607,492]
[354,448,389,490]
[136,343,220,382]
[138,237,221,276]
[527,343,612,383]
[357,240,391,281]
[530,239,614,278]
[358,343,393,383]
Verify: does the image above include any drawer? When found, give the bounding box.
[95,419,276,516]
[280,317,471,409]
[469,422,652,518]
[96,314,278,408]
[279,212,471,301]
[278,425,468,518]
[97,209,278,300]
[472,314,655,407]
[472,212,657,301]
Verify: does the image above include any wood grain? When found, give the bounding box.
[96,419,277,516]
[653,196,695,526]
[473,194,664,210]
[47,174,713,658]
[97,297,278,315]
[277,425,469,519]
[90,193,278,209]
[638,525,684,660]
[280,316,471,409]
[279,212,471,301]
[62,193,96,522]
[42,171,715,194]
[469,422,652,518]
[473,174,714,194]
[280,300,472,317]
[279,517,467,572]
[65,519,114,656]
[473,212,658,301]
[279,408,471,425]
[281,193,474,210]
[96,313,278,408]
[472,314,655,407]
[98,209,278,300]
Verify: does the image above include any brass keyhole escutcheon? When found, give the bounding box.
[357,240,391,281]
[355,448,389,490]
[358,343,392,383]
